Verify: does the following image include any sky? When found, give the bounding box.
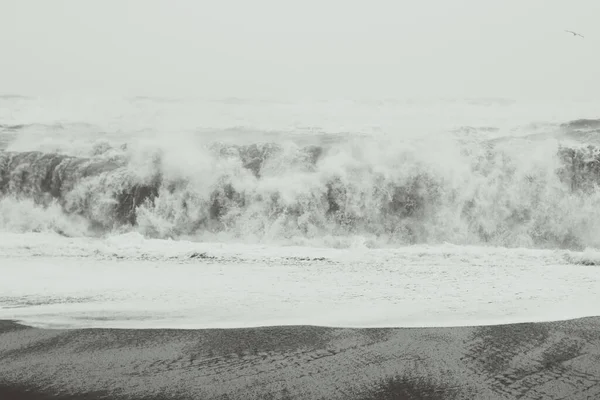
[0,0,598,100]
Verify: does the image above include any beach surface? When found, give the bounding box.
[2,317,600,399]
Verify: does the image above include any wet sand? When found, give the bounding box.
[1,318,600,399]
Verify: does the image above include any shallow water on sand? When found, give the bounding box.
[1,233,599,329]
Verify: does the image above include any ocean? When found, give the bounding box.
[1,95,600,329]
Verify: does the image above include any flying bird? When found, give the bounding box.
[565,30,584,38]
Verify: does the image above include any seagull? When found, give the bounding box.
[565,30,584,38]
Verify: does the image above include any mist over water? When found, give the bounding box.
[1,96,600,250]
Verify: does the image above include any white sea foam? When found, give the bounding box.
[2,96,600,329]
[0,232,599,329]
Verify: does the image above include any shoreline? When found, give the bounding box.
[3,251,600,332]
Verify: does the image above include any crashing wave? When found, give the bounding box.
[2,133,600,250]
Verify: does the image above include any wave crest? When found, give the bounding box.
[2,137,600,249]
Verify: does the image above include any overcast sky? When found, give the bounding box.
[0,0,598,100]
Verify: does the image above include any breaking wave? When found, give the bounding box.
[2,119,600,250]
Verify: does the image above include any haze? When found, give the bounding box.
[0,0,598,100]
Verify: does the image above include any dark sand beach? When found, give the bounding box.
[1,318,600,399]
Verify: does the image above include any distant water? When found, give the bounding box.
[2,95,600,250]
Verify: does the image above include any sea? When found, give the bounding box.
[1,94,600,329]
